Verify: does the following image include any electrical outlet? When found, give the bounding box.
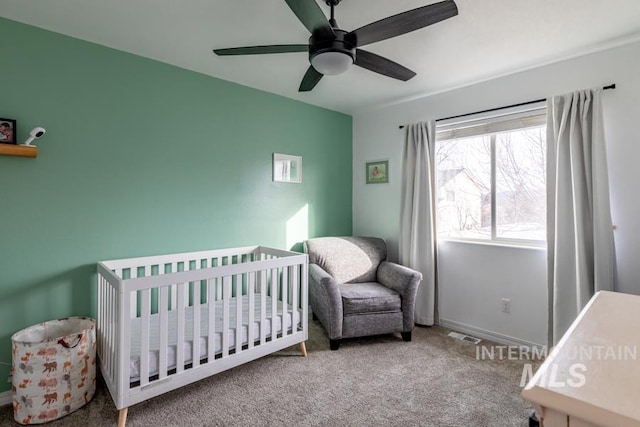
[501,298,511,314]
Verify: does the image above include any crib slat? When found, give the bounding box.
[271,268,278,340]
[99,275,108,378]
[282,267,288,337]
[140,288,151,386]
[102,275,110,380]
[151,265,159,315]
[248,272,255,350]
[176,283,186,373]
[200,259,209,305]
[107,279,114,384]
[129,269,137,319]
[235,274,243,354]
[97,276,105,373]
[192,279,201,368]
[207,278,216,360]
[260,269,267,345]
[119,282,132,404]
[292,265,299,332]
[180,263,189,307]
[302,259,309,336]
[168,263,177,310]
[109,277,115,382]
[111,280,117,386]
[97,277,101,349]
[213,258,222,300]
[222,276,231,357]
[158,286,169,379]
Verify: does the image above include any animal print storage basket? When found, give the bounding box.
[11,317,96,425]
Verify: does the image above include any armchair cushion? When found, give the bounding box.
[304,237,386,284]
[340,282,401,315]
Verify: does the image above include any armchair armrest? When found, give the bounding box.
[377,261,423,332]
[309,263,343,339]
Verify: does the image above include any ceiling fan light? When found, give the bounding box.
[311,51,353,75]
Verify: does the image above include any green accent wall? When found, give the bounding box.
[0,18,352,392]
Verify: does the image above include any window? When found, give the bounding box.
[435,103,546,244]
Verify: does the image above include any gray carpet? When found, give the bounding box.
[1,319,537,426]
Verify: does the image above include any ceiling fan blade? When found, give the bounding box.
[299,66,324,92]
[284,0,335,39]
[214,44,308,56]
[355,49,416,81]
[350,0,458,47]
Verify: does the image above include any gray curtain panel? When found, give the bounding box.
[546,88,616,345]
[400,121,437,325]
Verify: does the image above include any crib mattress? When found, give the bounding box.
[129,295,299,382]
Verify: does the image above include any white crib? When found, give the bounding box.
[96,246,308,427]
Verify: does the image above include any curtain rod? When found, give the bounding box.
[398,83,616,129]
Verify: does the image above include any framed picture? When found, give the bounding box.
[0,118,17,145]
[366,160,389,184]
[273,153,302,183]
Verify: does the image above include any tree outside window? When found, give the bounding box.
[436,121,546,244]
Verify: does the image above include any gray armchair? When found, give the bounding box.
[304,236,422,350]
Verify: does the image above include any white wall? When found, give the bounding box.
[353,38,640,347]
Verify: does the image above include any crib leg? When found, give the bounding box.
[118,407,128,427]
[299,341,308,357]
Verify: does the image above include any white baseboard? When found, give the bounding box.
[438,318,546,351]
[0,390,12,407]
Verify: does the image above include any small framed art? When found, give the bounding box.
[0,118,17,145]
[366,160,389,184]
[273,153,302,183]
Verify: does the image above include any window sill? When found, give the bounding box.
[438,238,546,251]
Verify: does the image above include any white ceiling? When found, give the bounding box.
[2,0,640,114]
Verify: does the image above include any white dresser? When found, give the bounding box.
[522,291,640,427]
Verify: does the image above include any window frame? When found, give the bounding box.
[435,102,547,247]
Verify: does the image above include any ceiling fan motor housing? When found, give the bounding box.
[309,29,356,74]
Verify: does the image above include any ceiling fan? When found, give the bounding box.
[214,0,458,92]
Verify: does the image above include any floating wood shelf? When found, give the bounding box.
[0,144,37,158]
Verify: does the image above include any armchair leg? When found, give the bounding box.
[330,339,341,351]
[401,331,412,342]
